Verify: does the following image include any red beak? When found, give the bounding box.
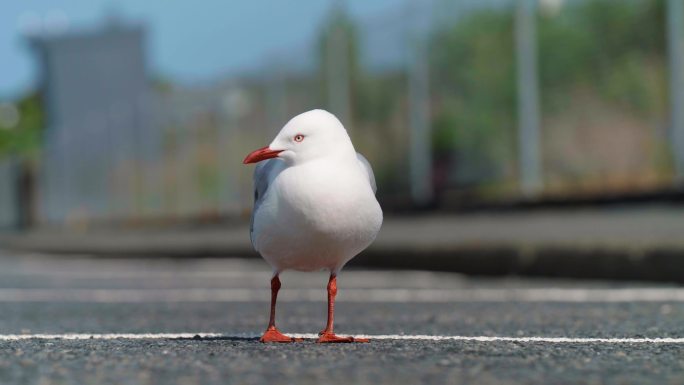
[243,146,283,164]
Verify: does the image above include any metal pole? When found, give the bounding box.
[515,0,542,196]
[408,9,433,206]
[668,0,684,182]
[326,1,351,128]
[266,56,287,131]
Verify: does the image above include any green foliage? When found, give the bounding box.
[429,0,668,182]
[430,9,516,181]
[316,8,360,108]
[316,6,400,124]
[0,92,44,158]
[538,0,665,115]
[355,74,404,123]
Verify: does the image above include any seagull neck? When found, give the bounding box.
[289,145,357,166]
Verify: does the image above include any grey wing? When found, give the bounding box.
[356,153,377,194]
[250,159,278,247]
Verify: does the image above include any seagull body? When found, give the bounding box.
[243,109,382,343]
[252,153,381,272]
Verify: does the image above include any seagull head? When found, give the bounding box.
[243,109,353,165]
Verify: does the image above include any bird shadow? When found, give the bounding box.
[174,335,260,342]
[173,335,327,343]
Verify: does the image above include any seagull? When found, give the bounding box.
[243,109,383,343]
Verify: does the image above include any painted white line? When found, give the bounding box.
[1,270,268,279]
[292,335,684,344]
[0,333,224,341]
[0,269,457,286]
[1,288,684,303]
[1,333,684,344]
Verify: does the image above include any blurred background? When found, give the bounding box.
[1,4,684,381]
[0,0,681,239]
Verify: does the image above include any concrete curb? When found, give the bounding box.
[2,232,684,283]
[3,207,684,283]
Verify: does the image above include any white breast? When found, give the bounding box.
[252,157,383,273]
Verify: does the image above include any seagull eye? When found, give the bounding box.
[294,134,305,143]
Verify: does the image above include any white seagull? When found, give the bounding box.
[243,109,383,343]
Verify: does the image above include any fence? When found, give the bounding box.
[13,0,684,227]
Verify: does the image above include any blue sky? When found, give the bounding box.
[0,0,401,99]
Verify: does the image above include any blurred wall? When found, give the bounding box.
[0,159,18,228]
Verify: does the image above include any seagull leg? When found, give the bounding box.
[317,274,370,343]
[260,275,299,343]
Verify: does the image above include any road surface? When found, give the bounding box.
[0,251,683,384]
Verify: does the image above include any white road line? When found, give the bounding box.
[0,333,224,341]
[1,288,684,303]
[0,270,268,279]
[0,333,683,344]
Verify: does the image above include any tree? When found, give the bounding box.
[0,92,44,158]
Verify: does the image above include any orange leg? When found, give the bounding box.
[317,274,369,343]
[260,275,299,343]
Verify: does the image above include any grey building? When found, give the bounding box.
[30,22,153,225]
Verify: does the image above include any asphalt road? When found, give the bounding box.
[1,251,684,384]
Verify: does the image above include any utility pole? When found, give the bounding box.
[326,0,351,129]
[266,55,288,131]
[515,0,542,196]
[408,3,433,206]
[668,0,684,182]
